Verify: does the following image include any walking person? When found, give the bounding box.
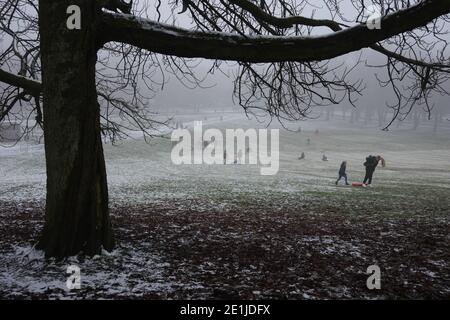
[237,149,243,164]
[363,155,384,185]
[336,161,350,185]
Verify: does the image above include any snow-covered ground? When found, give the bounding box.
[2,113,449,204]
[1,112,449,299]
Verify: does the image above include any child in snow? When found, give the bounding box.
[336,161,349,185]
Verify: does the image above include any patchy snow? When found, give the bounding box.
[0,243,186,299]
[1,113,450,299]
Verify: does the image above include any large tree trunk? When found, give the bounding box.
[37,1,114,258]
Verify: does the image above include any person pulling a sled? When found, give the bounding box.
[363,155,385,185]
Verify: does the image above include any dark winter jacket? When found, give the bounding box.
[339,162,347,175]
[364,156,379,170]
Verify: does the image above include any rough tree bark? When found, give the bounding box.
[36,0,114,258]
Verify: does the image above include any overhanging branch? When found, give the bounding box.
[100,0,450,63]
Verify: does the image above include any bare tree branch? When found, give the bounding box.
[0,68,42,95]
[101,0,450,63]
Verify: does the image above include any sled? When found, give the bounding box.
[351,182,366,187]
